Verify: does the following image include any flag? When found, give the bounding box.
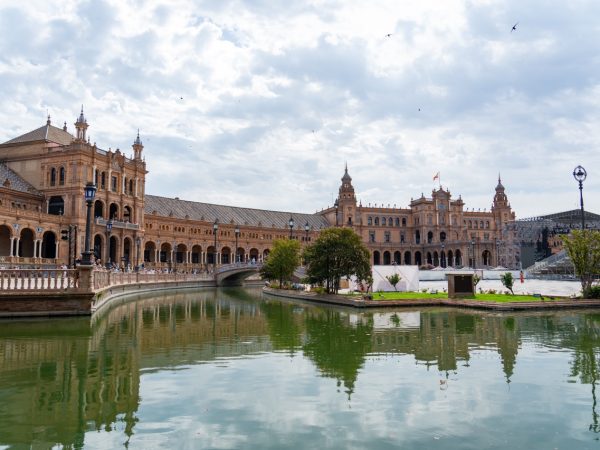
[433,172,440,181]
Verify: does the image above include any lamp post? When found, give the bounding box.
[105,219,113,269]
[289,216,295,239]
[471,240,476,269]
[573,165,587,230]
[234,225,240,263]
[81,182,96,265]
[136,236,142,271]
[213,220,219,271]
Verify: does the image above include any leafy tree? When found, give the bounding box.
[303,228,371,294]
[561,230,600,297]
[500,272,514,295]
[260,238,301,288]
[473,273,481,289]
[386,273,401,291]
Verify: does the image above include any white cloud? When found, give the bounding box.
[1,0,599,217]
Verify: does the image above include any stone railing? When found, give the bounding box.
[0,269,79,292]
[92,270,213,291]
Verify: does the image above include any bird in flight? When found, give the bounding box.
[385,33,392,38]
[511,22,518,32]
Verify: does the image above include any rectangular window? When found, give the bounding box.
[369,231,375,243]
[111,176,117,192]
[385,231,390,243]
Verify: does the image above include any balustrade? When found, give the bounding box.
[0,269,79,292]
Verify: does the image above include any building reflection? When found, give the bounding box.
[1,290,600,447]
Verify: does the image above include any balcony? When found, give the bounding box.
[95,217,140,230]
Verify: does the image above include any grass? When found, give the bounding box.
[365,291,564,303]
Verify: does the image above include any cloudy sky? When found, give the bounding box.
[1,0,599,219]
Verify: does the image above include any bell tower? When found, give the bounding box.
[336,164,357,226]
[132,129,144,160]
[492,174,515,226]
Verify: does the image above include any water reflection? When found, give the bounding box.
[0,288,600,448]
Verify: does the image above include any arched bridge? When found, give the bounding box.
[215,262,263,286]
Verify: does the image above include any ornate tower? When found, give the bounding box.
[336,165,357,226]
[132,130,143,160]
[74,106,88,142]
[492,175,515,228]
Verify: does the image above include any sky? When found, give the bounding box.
[1,0,599,219]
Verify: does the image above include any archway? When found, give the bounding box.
[426,252,432,265]
[207,245,217,264]
[109,203,119,220]
[41,231,57,259]
[123,206,132,222]
[249,248,259,263]
[93,234,103,262]
[0,225,11,256]
[433,251,439,267]
[373,251,381,265]
[383,251,391,265]
[109,236,118,266]
[427,231,433,244]
[455,249,462,267]
[440,251,446,268]
[144,242,156,263]
[123,237,132,267]
[236,247,245,263]
[482,250,492,266]
[18,228,34,257]
[94,200,104,218]
[176,244,187,264]
[447,250,454,267]
[191,245,202,264]
[221,246,231,264]
[393,251,401,264]
[160,242,172,263]
[415,251,422,266]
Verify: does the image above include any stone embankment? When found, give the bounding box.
[263,288,600,311]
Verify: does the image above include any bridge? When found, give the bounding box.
[215,262,263,286]
[0,261,264,317]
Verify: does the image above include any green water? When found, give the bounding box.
[1,288,600,449]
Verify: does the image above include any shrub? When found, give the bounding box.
[585,285,600,299]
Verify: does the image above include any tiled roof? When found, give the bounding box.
[1,123,73,146]
[145,194,330,230]
[0,163,42,196]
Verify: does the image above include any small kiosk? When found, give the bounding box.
[446,272,475,298]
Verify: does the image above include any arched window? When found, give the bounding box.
[50,168,56,186]
[129,179,134,195]
[374,217,379,226]
[402,217,407,226]
[59,167,65,185]
[382,217,386,226]
[395,218,400,226]
[368,216,373,225]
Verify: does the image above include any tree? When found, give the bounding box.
[386,273,401,291]
[303,228,371,294]
[260,238,301,288]
[561,230,600,297]
[500,272,514,295]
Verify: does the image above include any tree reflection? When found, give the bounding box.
[302,309,373,398]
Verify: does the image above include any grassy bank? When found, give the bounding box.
[364,291,563,302]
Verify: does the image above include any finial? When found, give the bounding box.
[63,121,67,131]
[46,114,51,125]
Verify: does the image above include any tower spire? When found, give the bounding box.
[132,129,144,160]
[74,105,88,141]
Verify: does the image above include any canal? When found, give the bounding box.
[1,287,600,449]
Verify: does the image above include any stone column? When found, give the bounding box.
[55,241,60,260]
[14,238,20,257]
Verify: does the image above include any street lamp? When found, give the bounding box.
[471,240,475,269]
[81,182,96,265]
[105,219,113,269]
[235,225,240,263]
[304,221,310,242]
[136,236,142,271]
[213,220,219,270]
[289,216,295,239]
[573,165,587,230]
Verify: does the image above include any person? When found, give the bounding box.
[519,270,524,283]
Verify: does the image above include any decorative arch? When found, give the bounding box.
[373,251,381,265]
[0,225,11,256]
[383,251,391,265]
[41,231,57,259]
